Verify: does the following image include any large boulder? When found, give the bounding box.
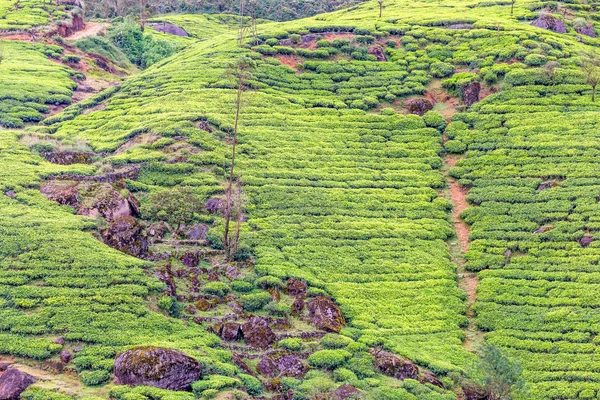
[77,183,135,222]
[307,296,346,333]
[406,98,433,116]
[531,14,566,33]
[241,316,276,349]
[420,370,444,388]
[41,181,79,208]
[368,45,386,62]
[462,381,489,400]
[331,383,361,400]
[102,216,148,257]
[371,350,418,380]
[276,355,307,379]
[148,22,189,37]
[287,278,307,296]
[257,357,278,378]
[186,224,208,240]
[463,82,481,107]
[576,25,596,38]
[580,236,594,248]
[113,346,202,390]
[220,322,243,341]
[0,368,38,400]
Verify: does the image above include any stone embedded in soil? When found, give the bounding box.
[241,316,276,349]
[331,383,361,400]
[147,221,171,239]
[205,197,224,214]
[276,355,307,379]
[462,381,489,400]
[0,368,38,400]
[576,25,596,38]
[220,322,243,341]
[531,14,566,33]
[60,350,73,364]
[406,98,434,116]
[579,236,594,248]
[180,251,200,268]
[42,151,94,165]
[41,181,79,209]
[195,299,212,311]
[287,278,307,296]
[368,45,386,61]
[537,181,557,191]
[113,346,202,391]
[291,296,305,314]
[463,82,481,107]
[186,224,208,240]
[307,296,346,333]
[0,362,12,372]
[420,370,444,388]
[257,357,278,378]
[54,336,65,345]
[101,216,148,257]
[371,350,418,380]
[4,190,15,199]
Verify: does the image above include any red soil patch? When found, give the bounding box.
[446,155,470,255]
[1,33,31,41]
[64,22,108,41]
[274,54,303,71]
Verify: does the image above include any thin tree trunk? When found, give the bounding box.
[238,0,245,47]
[223,79,244,260]
[511,0,514,15]
[593,85,596,102]
[379,3,382,18]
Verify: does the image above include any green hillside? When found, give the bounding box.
[2,0,600,399]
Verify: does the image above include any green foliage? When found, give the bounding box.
[477,345,527,400]
[230,280,255,293]
[202,281,231,297]
[239,292,272,312]
[431,62,454,78]
[255,275,284,289]
[321,334,355,349]
[278,338,303,351]
[239,373,263,396]
[423,111,446,131]
[308,349,352,369]
[141,186,203,228]
[80,369,111,386]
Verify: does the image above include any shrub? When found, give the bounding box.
[255,276,284,289]
[234,246,253,262]
[445,140,467,153]
[240,292,272,312]
[333,367,358,383]
[423,111,446,131]
[381,108,396,116]
[321,334,354,349]
[61,55,81,63]
[430,62,454,78]
[157,296,183,317]
[265,38,279,46]
[231,280,254,293]
[202,282,231,297]
[265,301,290,317]
[278,338,303,351]
[80,370,110,386]
[355,35,375,45]
[307,350,352,370]
[239,374,263,396]
[386,40,398,48]
[524,54,547,66]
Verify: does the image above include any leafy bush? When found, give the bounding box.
[431,62,454,78]
[231,280,254,293]
[307,350,352,370]
[202,282,231,297]
[423,111,446,131]
[239,292,272,312]
[278,338,303,351]
[80,370,110,386]
[321,334,354,349]
[239,374,263,396]
[255,275,284,289]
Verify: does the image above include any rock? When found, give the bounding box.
[147,221,171,239]
[77,183,135,222]
[580,236,594,248]
[60,350,73,364]
[307,296,346,333]
[291,296,305,314]
[42,151,94,165]
[462,381,489,400]
[205,197,224,214]
[147,22,189,37]
[576,25,596,38]
[257,356,278,378]
[371,350,418,380]
[231,353,255,377]
[221,322,243,341]
[41,181,79,208]
[0,368,38,400]
[406,98,433,116]
[181,251,200,268]
[533,226,552,234]
[331,383,361,400]
[185,304,196,314]
[537,181,557,191]
[102,216,148,257]
[420,370,444,388]
[186,224,208,240]
[225,265,241,280]
[287,278,307,296]
[4,190,15,199]
[54,336,65,345]
[197,120,214,133]
[0,362,12,372]
[127,194,141,217]
[113,346,202,391]
[155,263,176,296]
[276,355,307,379]
[368,45,386,61]
[229,301,243,314]
[531,14,566,33]
[74,345,84,352]
[196,299,212,311]
[463,82,481,107]
[241,316,276,349]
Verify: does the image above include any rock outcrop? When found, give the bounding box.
[331,383,361,400]
[463,82,481,107]
[371,350,418,380]
[42,151,94,165]
[531,14,566,33]
[406,98,434,116]
[0,368,38,400]
[101,216,148,257]
[113,346,202,390]
[241,316,276,349]
[368,45,386,62]
[576,25,596,38]
[147,22,189,37]
[307,296,346,333]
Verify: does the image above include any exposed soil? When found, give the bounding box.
[274,54,304,71]
[64,22,109,41]
[446,155,471,254]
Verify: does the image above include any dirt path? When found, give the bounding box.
[65,22,109,41]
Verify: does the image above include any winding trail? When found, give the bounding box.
[64,22,109,41]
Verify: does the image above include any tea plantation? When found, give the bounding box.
[3,0,600,398]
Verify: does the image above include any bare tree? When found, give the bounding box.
[222,57,255,261]
[582,52,600,101]
[377,0,383,18]
[237,0,246,48]
[139,0,146,30]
